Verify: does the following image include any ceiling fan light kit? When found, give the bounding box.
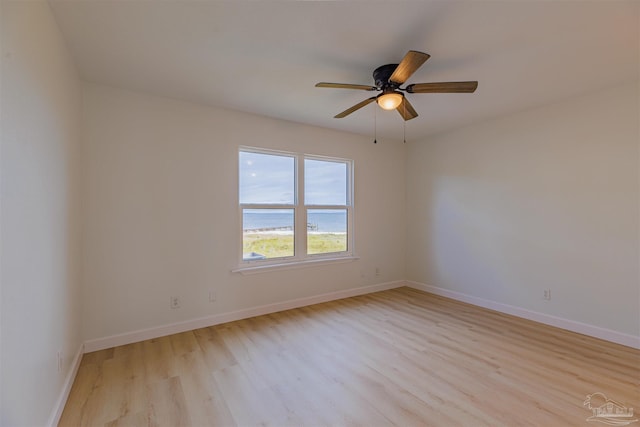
[377,91,403,110]
[316,50,478,121]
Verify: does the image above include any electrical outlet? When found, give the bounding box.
[57,351,62,372]
[375,267,380,277]
[170,296,181,309]
[209,290,216,302]
[543,289,551,301]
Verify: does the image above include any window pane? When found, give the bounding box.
[307,209,347,255]
[304,159,347,205]
[243,209,294,260]
[240,151,295,204]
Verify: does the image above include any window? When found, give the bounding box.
[239,147,353,266]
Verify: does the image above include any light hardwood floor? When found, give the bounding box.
[59,287,639,426]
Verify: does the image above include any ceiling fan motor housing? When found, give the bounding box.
[373,64,400,89]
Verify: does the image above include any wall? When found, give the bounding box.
[406,83,639,338]
[81,83,406,343]
[1,1,83,426]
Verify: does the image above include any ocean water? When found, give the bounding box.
[243,209,347,232]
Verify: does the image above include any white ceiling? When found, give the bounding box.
[49,1,638,141]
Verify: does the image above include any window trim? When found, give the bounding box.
[232,255,360,275]
[237,146,355,270]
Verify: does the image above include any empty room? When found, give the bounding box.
[2,1,639,426]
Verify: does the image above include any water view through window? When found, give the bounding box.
[240,148,352,262]
[307,209,347,254]
[242,209,294,260]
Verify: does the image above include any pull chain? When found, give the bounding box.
[373,105,377,144]
[403,119,406,144]
[403,98,407,143]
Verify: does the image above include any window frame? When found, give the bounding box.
[237,146,355,269]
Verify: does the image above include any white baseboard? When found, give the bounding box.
[406,281,640,350]
[84,280,405,353]
[47,342,84,427]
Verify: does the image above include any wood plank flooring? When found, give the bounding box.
[59,287,640,426]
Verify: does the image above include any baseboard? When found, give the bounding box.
[84,280,405,353]
[406,281,640,350]
[47,342,84,427]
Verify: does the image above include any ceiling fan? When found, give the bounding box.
[316,50,478,121]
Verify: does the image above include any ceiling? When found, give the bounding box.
[49,1,638,142]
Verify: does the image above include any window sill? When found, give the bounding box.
[232,255,359,275]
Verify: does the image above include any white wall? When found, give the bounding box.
[1,1,83,426]
[81,83,406,342]
[406,83,639,337]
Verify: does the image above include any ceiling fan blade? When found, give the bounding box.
[334,97,377,118]
[406,81,478,93]
[389,51,430,85]
[316,82,377,91]
[396,97,418,121]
